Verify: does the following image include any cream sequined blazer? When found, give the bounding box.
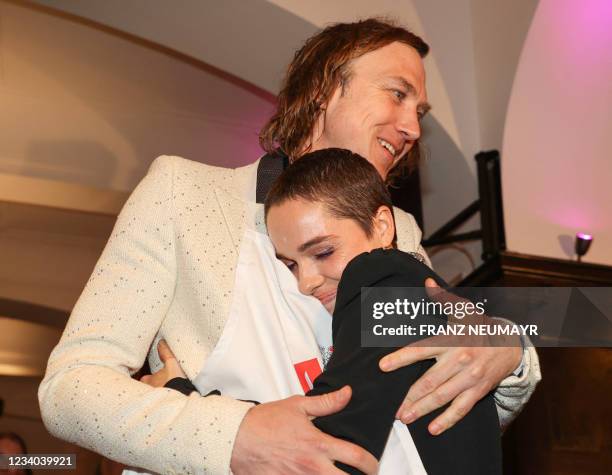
[39,156,540,475]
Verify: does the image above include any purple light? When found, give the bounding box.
[576,232,593,241]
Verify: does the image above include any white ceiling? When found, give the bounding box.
[33,0,319,94]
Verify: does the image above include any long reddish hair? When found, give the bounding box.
[259,18,429,178]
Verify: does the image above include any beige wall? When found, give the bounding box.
[35,0,316,95]
[0,201,116,311]
[0,1,275,193]
[471,0,539,151]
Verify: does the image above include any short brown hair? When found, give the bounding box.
[264,148,394,238]
[259,18,429,178]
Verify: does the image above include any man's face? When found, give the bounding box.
[309,42,430,179]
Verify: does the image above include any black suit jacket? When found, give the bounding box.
[308,249,501,475]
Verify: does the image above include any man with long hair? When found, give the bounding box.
[40,18,539,474]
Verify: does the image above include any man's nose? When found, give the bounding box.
[298,267,324,296]
[398,108,421,142]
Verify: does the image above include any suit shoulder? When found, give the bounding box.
[393,207,418,230]
[393,208,424,253]
[335,249,444,312]
[149,155,231,174]
[344,249,437,287]
[149,155,236,191]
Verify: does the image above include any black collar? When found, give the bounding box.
[255,150,289,203]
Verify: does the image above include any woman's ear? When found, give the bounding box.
[372,206,395,248]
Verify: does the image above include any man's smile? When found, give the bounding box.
[378,137,396,157]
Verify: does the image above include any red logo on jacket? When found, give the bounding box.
[293,358,322,393]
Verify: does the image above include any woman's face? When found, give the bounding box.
[266,199,393,314]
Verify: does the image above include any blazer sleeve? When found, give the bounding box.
[393,207,541,427]
[494,342,541,429]
[308,251,444,463]
[38,156,252,475]
[308,250,501,475]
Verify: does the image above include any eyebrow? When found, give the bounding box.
[275,235,336,260]
[390,76,432,114]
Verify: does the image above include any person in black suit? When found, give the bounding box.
[264,148,501,474]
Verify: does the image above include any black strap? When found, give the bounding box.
[256,150,289,203]
[164,379,261,405]
[164,377,198,395]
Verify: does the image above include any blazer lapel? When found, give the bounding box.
[215,151,288,251]
[214,187,253,252]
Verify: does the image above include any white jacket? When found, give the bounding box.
[39,155,540,474]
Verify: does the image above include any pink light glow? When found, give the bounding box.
[552,0,612,62]
[502,0,612,265]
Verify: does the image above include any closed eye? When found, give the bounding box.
[282,260,296,272]
[315,249,334,260]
